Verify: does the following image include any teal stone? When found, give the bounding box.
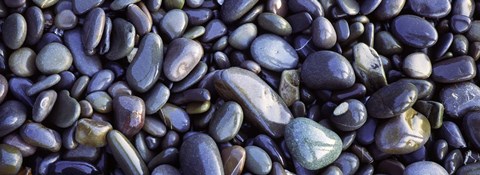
[285,117,342,170]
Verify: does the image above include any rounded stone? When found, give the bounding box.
[19,122,62,152]
[163,38,203,82]
[85,91,113,113]
[36,43,73,74]
[32,90,57,122]
[208,101,243,143]
[54,10,78,30]
[0,100,27,137]
[179,133,224,175]
[2,13,27,50]
[404,161,448,175]
[285,117,342,170]
[301,51,355,90]
[113,95,145,138]
[257,12,292,36]
[250,34,299,72]
[366,81,418,119]
[408,0,451,18]
[312,17,337,49]
[391,15,438,48]
[8,47,37,77]
[75,118,112,147]
[0,144,22,175]
[402,52,432,79]
[107,130,149,175]
[330,99,367,131]
[228,23,257,50]
[245,146,272,175]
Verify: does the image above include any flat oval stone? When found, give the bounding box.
[73,0,103,14]
[408,0,451,18]
[432,56,476,83]
[143,116,166,137]
[391,15,438,48]
[373,0,406,20]
[48,90,80,128]
[353,43,388,91]
[245,146,272,175]
[113,95,145,137]
[107,130,149,175]
[127,33,163,93]
[25,6,44,45]
[301,51,355,90]
[440,82,480,118]
[228,23,257,50]
[330,99,367,131]
[143,83,170,115]
[87,69,115,94]
[8,77,34,107]
[36,43,73,74]
[201,19,227,42]
[47,161,100,175]
[152,165,180,175]
[366,81,418,119]
[106,18,135,60]
[374,31,403,55]
[180,133,224,175]
[184,8,213,26]
[209,101,243,142]
[82,8,105,55]
[257,12,292,36]
[288,0,324,18]
[403,52,432,79]
[163,38,203,82]
[220,0,259,23]
[2,13,27,50]
[9,47,37,77]
[214,67,293,138]
[0,100,27,137]
[64,29,102,77]
[20,122,61,152]
[0,144,22,175]
[160,9,188,40]
[160,103,190,133]
[26,74,61,96]
[404,161,448,175]
[32,90,57,122]
[85,91,112,113]
[285,117,342,170]
[333,152,360,175]
[250,34,298,72]
[75,118,112,147]
[312,17,337,49]
[221,145,246,175]
[375,108,431,154]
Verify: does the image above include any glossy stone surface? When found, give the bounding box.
[250,34,298,72]
[391,15,438,48]
[0,100,27,137]
[163,38,203,82]
[48,90,80,128]
[75,118,112,147]
[64,29,102,77]
[0,144,22,175]
[179,133,224,175]
[432,56,476,83]
[19,122,61,152]
[2,13,26,50]
[214,67,293,138]
[257,12,292,36]
[107,130,149,175]
[366,81,418,119]
[285,117,342,170]
[221,145,246,175]
[9,48,37,77]
[113,95,145,137]
[36,43,73,74]
[228,23,257,50]
[32,90,57,122]
[330,99,367,131]
[160,9,188,40]
[403,52,432,79]
[245,146,272,175]
[375,108,431,154]
[160,103,190,133]
[312,17,337,49]
[440,82,480,118]
[439,121,467,148]
[373,0,406,20]
[208,101,243,143]
[220,0,258,23]
[47,161,100,175]
[301,51,355,90]
[404,161,448,175]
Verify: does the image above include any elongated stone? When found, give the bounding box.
[64,29,102,77]
[107,130,149,175]
[179,133,224,175]
[214,67,293,138]
[82,8,105,55]
[106,18,135,61]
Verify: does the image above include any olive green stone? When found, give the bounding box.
[208,101,243,143]
[163,0,185,9]
[110,0,140,10]
[285,117,342,170]
[214,67,293,138]
[2,13,27,50]
[375,108,431,154]
[75,118,112,147]
[183,26,206,39]
[70,76,89,99]
[107,130,149,175]
[186,101,211,114]
[48,90,81,128]
[36,43,73,74]
[20,122,62,152]
[106,18,135,60]
[32,0,58,8]
[228,23,257,50]
[8,47,37,77]
[257,12,292,36]
[0,144,22,175]
[85,91,112,113]
[245,146,272,175]
[279,69,300,106]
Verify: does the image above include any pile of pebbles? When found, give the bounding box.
[1,0,480,174]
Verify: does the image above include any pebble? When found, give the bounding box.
[201,19,227,42]
[440,121,467,148]
[82,8,105,55]
[110,0,140,10]
[257,12,292,36]
[126,33,163,93]
[451,15,472,33]
[440,82,480,118]
[160,9,188,40]
[0,75,7,104]
[55,10,77,30]
[73,0,103,14]
[163,38,203,82]
[8,48,37,77]
[179,133,224,175]
[285,117,342,170]
[0,144,22,175]
[64,29,102,77]
[152,164,181,175]
[215,67,293,138]
[32,0,58,8]
[0,100,27,137]
[220,0,259,23]
[106,18,135,61]
[75,118,112,147]
[159,103,190,133]
[142,116,166,137]
[2,13,27,50]
[19,122,62,152]
[402,52,432,79]
[26,74,61,96]
[250,34,299,72]
[464,112,480,150]
[404,161,448,175]
[333,152,360,175]
[209,101,243,142]
[408,0,451,18]
[353,43,388,91]
[330,99,367,131]
[85,91,112,113]
[360,0,382,15]
[312,17,337,49]
[375,108,431,154]
[374,31,403,55]
[432,56,476,83]
[228,23,257,50]
[221,145,246,175]
[35,43,73,74]
[32,90,57,122]
[279,70,300,106]
[47,160,100,175]
[25,6,44,46]
[113,95,145,137]
[288,0,324,18]
[107,130,149,175]
[143,83,170,115]
[366,81,418,119]
[373,0,406,20]
[8,78,34,107]
[391,15,438,48]
[301,51,355,90]
[48,90,80,128]
[245,146,272,175]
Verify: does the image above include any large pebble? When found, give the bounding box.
[312,17,337,49]
[113,95,145,137]
[250,34,298,72]
[64,29,102,77]
[159,103,190,133]
[20,122,62,152]
[391,15,438,48]
[366,81,418,119]
[32,90,57,122]
[464,112,480,150]
[245,146,272,175]
[221,146,246,175]
[36,43,73,74]
[353,43,387,91]
[0,100,27,137]
[48,90,80,128]
[179,133,224,175]
[373,0,406,20]
[75,118,112,147]
[160,9,188,40]
[408,0,451,18]
[214,67,293,138]
[126,33,163,93]
[107,130,149,175]
[8,48,37,77]
[301,51,355,90]
[440,82,480,118]
[163,38,203,82]
[257,12,292,36]
[285,118,342,170]
[432,56,476,83]
[208,101,243,142]
[2,13,27,50]
[228,23,257,50]
[0,144,22,175]
[106,18,135,60]
[404,161,448,175]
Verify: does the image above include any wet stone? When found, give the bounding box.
[160,9,188,40]
[432,56,476,83]
[25,6,44,46]
[245,146,272,175]
[0,100,27,137]
[391,15,438,48]
[113,95,145,137]
[366,81,418,119]
[75,118,112,147]
[257,12,292,36]
[404,161,448,175]
[107,130,149,175]
[221,146,246,175]
[372,0,406,20]
[220,0,259,23]
[143,83,170,115]
[9,47,37,77]
[26,74,61,96]
[163,38,203,82]
[408,0,451,18]
[209,101,243,142]
[160,103,190,133]
[229,23,257,50]
[55,10,77,30]
[201,19,227,42]
[36,43,73,74]
[439,121,467,148]
[179,133,224,175]
[353,43,388,91]
[440,82,480,118]
[85,91,112,113]
[250,34,299,72]
[63,29,102,77]
[2,13,27,50]
[110,0,140,10]
[312,17,337,49]
[0,144,22,175]
[32,90,57,122]
[20,122,61,152]
[87,69,115,94]
[301,51,355,90]
[106,18,135,61]
[48,90,80,128]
